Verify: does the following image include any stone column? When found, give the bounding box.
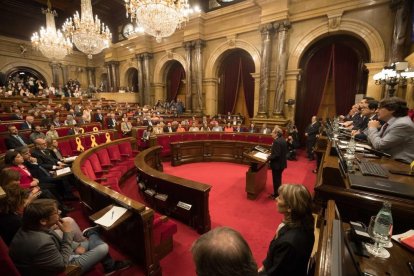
[285,69,301,123]
[141,53,153,105]
[272,20,291,117]
[50,62,61,86]
[60,64,68,85]
[257,23,275,118]
[251,73,261,117]
[110,62,120,92]
[136,54,145,105]
[204,78,218,116]
[389,0,411,63]
[194,39,205,114]
[105,62,113,91]
[183,41,194,113]
[86,67,96,87]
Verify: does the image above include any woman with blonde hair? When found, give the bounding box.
[259,184,314,276]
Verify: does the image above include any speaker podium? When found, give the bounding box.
[244,150,269,200]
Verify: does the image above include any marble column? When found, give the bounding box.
[194,40,205,114]
[60,64,68,85]
[86,67,96,87]
[136,54,145,105]
[110,62,120,92]
[50,62,61,86]
[141,53,153,105]
[105,63,113,92]
[257,23,275,118]
[183,41,194,113]
[153,83,164,104]
[365,62,388,100]
[389,0,411,63]
[272,20,291,117]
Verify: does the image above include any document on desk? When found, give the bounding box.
[94,206,128,227]
[55,167,71,176]
[254,152,269,161]
[64,156,77,163]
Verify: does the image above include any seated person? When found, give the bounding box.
[5,125,30,150]
[189,122,200,132]
[9,199,131,275]
[211,122,223,132]
[246,123,256,133]
[286,136,297,161]
[191,226,258,276]
[120,117,133,135]
[29,125,46,143]
[224,123,234,132]
[259,184,314,276]
[176,124,186,132]
[259,123,272,135]
[45,124,59,141]
[200,122,211,132]
[351,100,379,141]
[142,126,153,142]
[367,97,414,163]
[163,122,176,133]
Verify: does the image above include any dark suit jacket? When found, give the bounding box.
[95,113,104,123]
[305,122,320,144]
[107,118,117,129]
[262,224,314,276]
[20,122,33,130]
[163,126,176,133]
[11,114,23,120]
[5,134,29,149]
[269,136,287,170]
[31,148,59,170]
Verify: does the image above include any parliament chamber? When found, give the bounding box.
[1,0,414,275]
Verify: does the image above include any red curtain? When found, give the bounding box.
[222,52,255,117]
[167,63,185,101]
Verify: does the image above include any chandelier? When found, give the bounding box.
[373,62,413,97]
[62,0,111,59]
[31,0,72,61]
[124,0,200,43]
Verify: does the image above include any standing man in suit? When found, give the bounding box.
[268,127,288,199]
[21,115,34,130]
[367,97,414,163]
[5,125,30,149]
[304,116,320,161]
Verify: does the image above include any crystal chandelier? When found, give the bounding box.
[124,0,200,43]
[62,0,111,59]
[31,0,73,61]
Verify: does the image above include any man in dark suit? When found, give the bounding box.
[95,108,104,124]
[304,116,320,160]
[107,113,117,129]
[5,125,30,149]
[163,122,176,133]
[20,115,34,130]
[268,127,287,198]
[11,109,23,120]
[31,138,65,171]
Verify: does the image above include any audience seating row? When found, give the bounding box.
[72,138,177,275]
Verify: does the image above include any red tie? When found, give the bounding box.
[379,123,389,138]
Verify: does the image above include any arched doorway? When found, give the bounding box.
[165,61,185,102]
[217,49,255,119]
[295,35,370,142]
[125,68,138,92]
[98,73,108,92]
[5,66,47,94]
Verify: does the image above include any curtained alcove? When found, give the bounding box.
[217,49,255,119]
[295,35,370,144]
[124,68,139,92]
[166,61,186,102]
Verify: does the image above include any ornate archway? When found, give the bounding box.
[125,67,139,92]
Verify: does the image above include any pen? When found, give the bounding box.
[111,211,114,219]
[408,261,414,274]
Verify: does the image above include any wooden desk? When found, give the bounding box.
[315,140,414,233]
[315,200,414,276]
[170,140,269,199]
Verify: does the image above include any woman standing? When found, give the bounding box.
[259,184,314,276]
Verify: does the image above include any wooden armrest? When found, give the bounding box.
[95,177,108,182]
[65,264,81,276]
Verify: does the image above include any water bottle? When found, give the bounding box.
[333,117,339,138]
[346,135,356,157]
[373,201,393,245]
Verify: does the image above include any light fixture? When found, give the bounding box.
[62,0,111,59]
[373,62,410,97]
[31,0,72,61]
[124,0,200,43]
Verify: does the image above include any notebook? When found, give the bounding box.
[348,174,414,199]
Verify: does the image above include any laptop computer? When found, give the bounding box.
[348,174,414,199]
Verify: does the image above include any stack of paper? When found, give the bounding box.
[94,206,128,228]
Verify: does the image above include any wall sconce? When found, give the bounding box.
[373,62,410,97]
[284,99,295,106]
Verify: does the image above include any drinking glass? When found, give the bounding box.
[365,216,391,258]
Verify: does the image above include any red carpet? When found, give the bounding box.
[70,150,316,275]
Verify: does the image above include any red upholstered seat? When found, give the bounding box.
[96,148,128,174]
[107,145,135,170]
[0,237,19,276]
[56,126,70,136]
[57,140,73,157]
[88,153,123,179]
[118,141,139,158]
[157,135,172,157]
[0,136,8,154]
[81,159,121,193]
